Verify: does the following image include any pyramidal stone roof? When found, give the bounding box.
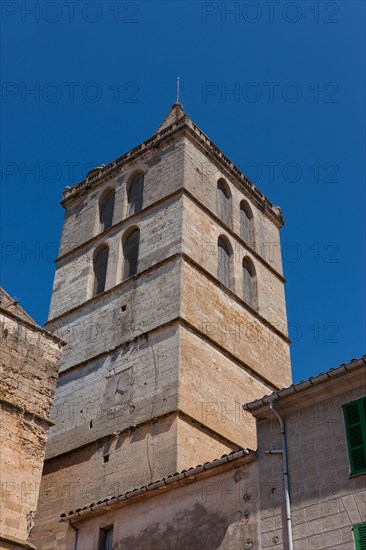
[156,102,186,132]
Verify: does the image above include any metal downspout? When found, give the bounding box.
[69,519,79,550]
[268,399,294,550]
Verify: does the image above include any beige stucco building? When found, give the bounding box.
[245,355,366,549]
[0,288,63,550]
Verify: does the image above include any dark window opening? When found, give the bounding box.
[123,229,140,280]
[93,245,109,296]
[218,237,231,287]
[99,190,115,232]
[217,180,231,226]
[98,526,113,550]
[242,257,257,309]
[128,173,144,216]
[240,201,254,245]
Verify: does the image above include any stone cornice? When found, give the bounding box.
[0,306,65,346]
[0,398,55,427]
[54,315,280,393]
[0,534,37,550]
[46,254,181,327]
[45,408,243,464]
[55,188,183,265]
[182,188,286,282]
[60,109,284,227]
[183,122,284,228]
[46,252,290,344]
[183,254,290,343]
[55,187,285,283]
[60,120,187,206]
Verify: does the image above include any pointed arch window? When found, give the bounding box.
[218,237,231,288]
[242,257,257,309]
[240,201,254,245]
[217,180,231,226]
[93,244,109,296]
[99,189,115,232]
[122,228,140,280]
[128,173,144,216]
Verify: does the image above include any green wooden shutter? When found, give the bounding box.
[342,397,366,475]
[353,522,366,550]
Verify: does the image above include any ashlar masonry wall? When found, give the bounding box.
[33,110,292,549]
[0,295,62,550]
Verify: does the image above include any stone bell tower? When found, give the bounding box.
[32,104,291,548]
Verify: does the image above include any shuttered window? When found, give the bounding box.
[218,237,230,287]
[123,229,140,280]
[99,190,115,231]
[128,173,144,216]
[240,201,254,245]
[342,397,366,476]
[217,180,231,225]
[93,245,109,296]
[353,522,366,550]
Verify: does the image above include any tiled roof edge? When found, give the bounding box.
[60,448,255,521]
[243,355,366,412]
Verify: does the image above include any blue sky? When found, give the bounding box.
[1,1,365,383]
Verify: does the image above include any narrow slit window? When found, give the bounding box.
[123,229,140,280]
[242,257,256,309]
[240,201,254,245]
[217,180,231,226]
[93,245,109,296]
[99,190,115,232]
[128,173,144,216]
[218,237,231,287]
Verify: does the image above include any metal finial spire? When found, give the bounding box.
[176,76,180,104]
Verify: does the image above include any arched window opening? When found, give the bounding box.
[240,201,254,245]
[218,237,231,287]
[128,173,144,216]
[93,245,109,297]
[123,228,140,280]
[217,180,231,226]
[242,257,256,309]
[99,189,115,232]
